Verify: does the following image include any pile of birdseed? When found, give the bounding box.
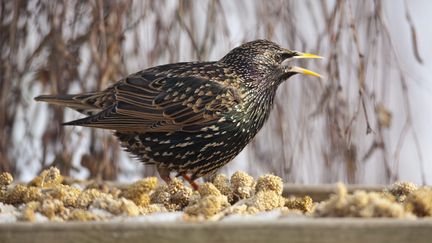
[0,167,431,222]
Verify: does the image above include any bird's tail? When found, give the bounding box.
[34,93,101,115]
[35,94,81,107]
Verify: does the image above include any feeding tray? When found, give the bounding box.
[1,216,432,243]
[1,169,432,243]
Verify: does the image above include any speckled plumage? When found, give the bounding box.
[35,40,321,182]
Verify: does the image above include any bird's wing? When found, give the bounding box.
[63,71,241,132]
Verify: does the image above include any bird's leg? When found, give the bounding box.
[181,173,199,190]
[157,167,172,184]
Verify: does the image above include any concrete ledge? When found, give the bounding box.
[283,184,384,201]
[1,218,432,243]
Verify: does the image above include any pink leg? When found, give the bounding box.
[182,173,199,190]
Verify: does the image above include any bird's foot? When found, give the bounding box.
[181,173,199,190]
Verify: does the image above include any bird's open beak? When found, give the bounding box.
[288,66,322,78]
[293,52,323,59]
[282,51,322,78]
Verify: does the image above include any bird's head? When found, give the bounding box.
[220,39,321,88]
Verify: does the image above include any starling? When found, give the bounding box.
[35,39,321,188]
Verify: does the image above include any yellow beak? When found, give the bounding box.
[293,52,323,59]
[288,66,322,78]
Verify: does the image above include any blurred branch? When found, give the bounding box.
[404,0,423,64]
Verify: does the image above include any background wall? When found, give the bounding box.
[1,0,430,184]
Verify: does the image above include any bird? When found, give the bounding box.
[35,39,321,189]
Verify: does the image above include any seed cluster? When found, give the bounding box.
[0,168,431,222]
[314,182,432,218]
